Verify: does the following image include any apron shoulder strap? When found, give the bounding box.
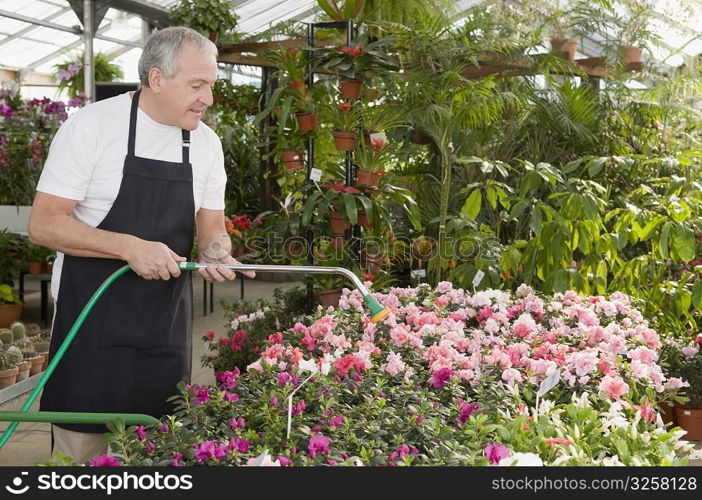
[128,89,141,157]
[182,129,190,164]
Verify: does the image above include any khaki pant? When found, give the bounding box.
[52,425,108,464]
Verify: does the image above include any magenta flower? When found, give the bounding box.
[195,440,227,462]
[223,392,239,402]
[229,437,249,453]
[328,414,344,429]
[145,442,155,453]
[456,400,480,425]
[170,453,184,466]
[135,425,146,441]
[271,396,279,407]
[291,399,306,416]
[484,443,509,465]
[160,423,169,434]
[308,434,330,459]
[89,454,120,466]
[430,368,453,388]
[229,416,245,431]
[278,372,292,385]
[278,456,293,466]
[215,369,239,390]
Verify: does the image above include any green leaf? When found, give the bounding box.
[672,224,695,262]
[692,280,702,311]
[587,157,606,177]
[486,187,497,210]
[530,205,543,236]
[342,193,358,225]
[462,189,482,220]
[659,222,672,259]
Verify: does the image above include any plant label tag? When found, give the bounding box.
[537,369,561,397]
[411,269,426,279]
[249,450,270,466]
[309,168,322,182]
[472,270,485,289]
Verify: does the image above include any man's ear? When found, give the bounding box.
[148,67,163,92]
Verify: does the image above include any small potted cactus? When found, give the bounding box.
[33,339,50,371]
[4,345,26,382]
[0,350,19,389]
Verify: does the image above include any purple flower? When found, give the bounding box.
[135,425,146,441]
[195,440,224,462]
[223,392,239,402]
[68,62,82,74]
[89,454,120,466]
[228,437,249,453]
[308,434,330,459]
[278,372,292,385]
[456,400,481,425]
[215,369,239,390]
[229,416,245,431]
[291,399,306,416]
[170,453,184,466]
[160,423,169,434]
[271,396,278,407]
[429,368,453,388]
[328,414,344,429]
[145,442,155,453]
[57,69,72,81]
[278,456,293,466]
[484,443,509,465]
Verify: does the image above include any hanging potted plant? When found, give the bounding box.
[54,52,124,98]
[354,132,391,188]
[362,103,407,146]
[169,0,239,43]
[320,100,364,151]
[301,182,372,234]
[267,47,308,90]
[319,33,398,99]
[316,0,366,21]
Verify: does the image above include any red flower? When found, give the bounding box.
[371,137,386,151]
[339,101,352,113]
[362,272,375,281]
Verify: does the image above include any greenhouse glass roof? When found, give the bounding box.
[0,0,700,86]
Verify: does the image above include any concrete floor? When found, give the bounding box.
[0,276,699,466]
[0,274,300,466]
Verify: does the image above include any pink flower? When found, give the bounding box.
[229,437,249,453]
[501,368,522,385]
[145,442,155,453]
[328,414,344,429]
[170,453,184,466]
[135,425,146,441]
[456,400,480,425]
[484,443,509,465]
[160,423,169,433]
[598,375,630,400]
[278,456,293,466]
[308,434,330,459]
[430,367,453,388]
[195,440,228,462]
[205,330,215,341]
[89,454,120,466]
[246,454,281,466]
[633,397,655,422]
[229,417,246,430]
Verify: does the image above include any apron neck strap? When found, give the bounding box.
[129,89,191,164]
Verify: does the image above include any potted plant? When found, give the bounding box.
[25,242,49,274]
[294,90,319,132]
[267,47,308,90]
[665,336,702,440]
[316,0,366,21]
[302,182,372,233]
[320,100,364,151]
[354,132,391,188]
[54,53,124,98]
[169,0,239,43]
[0,284,21,328]
[362,103,407,144]
[0,348,18,389]
[319,33,398,98]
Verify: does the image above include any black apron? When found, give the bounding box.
[40,89,195,433]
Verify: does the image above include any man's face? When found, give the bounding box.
[158,42,218,131]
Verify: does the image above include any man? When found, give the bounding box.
[29,27,251,463]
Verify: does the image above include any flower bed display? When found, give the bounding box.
[90,284,696,466]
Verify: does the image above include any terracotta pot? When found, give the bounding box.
[288,80,306,91]
[675,405,702,441]
[0,366,18,389]
[659,401,677,427]
[620,45,641,64]
[28,355,44,376]
[0,303,23,328]
[327,210,350,233]
[340,79,363,100]
[550,38,577,62]
[357,210,371,228]
[332,131,358,151]
[286,239,306,259]
[355,170,381,188]
[363,130,377,148]
[282,150,304,172]
[40,352,48,371]
[45,261,53,273]
[27,261,43,274]
[15,360,30,382]
[361,251,384,274]
[295,112,318,132]
[318,288,342,308]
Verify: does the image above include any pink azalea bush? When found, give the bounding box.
[93,284,694,466]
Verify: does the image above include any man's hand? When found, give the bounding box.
[123,239,185,280]
[198,241,255,283]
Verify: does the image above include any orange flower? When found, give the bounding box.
[339,102,352,114]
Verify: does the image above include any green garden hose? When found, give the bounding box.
[0,261,391,450]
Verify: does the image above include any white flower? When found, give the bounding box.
[321,362,331,375]
[600,455,625,466]
[499,452,544,466]
[298,358,318,374]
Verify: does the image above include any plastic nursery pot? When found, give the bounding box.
[281,151,304,172]
[44,261,53,273]
[550,38,577,62]
[0,366,18,389]
[361,251,384,274]
[332,131,358,151]
[295,112,318,132]
[354,170,381,188]
[327,210,351,233]
[27,262,43,274]
[0,304,23,328]
[675,404,702,441]
[659,401,677,427]
[340,79,363,100]
[318,288,342,308]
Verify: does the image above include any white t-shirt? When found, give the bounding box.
[36,92,226,298]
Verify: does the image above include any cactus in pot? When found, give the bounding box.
[0,328,13,345]
[11,322,25,342]
[25,323,41,338]
[5,345,23,367]
[33,339,50,354]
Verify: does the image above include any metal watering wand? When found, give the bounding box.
[0,262,391,450]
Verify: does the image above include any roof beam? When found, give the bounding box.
[0,5,72,49]
[0,8,82,35]
[107,0,171,29]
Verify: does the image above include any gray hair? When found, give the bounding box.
[138,27,218,86]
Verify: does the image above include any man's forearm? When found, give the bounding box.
[29,212,137,260]
[198,229,232,260]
